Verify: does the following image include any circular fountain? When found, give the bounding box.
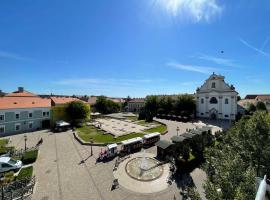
[113,151,171,193]
[125,150,163,181]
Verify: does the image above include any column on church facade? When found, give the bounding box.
[218,96,223,119]
[205,96,209,117]
[231,95,235,120]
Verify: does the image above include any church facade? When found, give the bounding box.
[196,73,238,120]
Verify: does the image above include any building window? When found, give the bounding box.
[29,112,33,118]
[211,82,216,88]
[0,114,4,121]
[0,125,4,134]
[15,113,20,119]
[225,98,229,104]
[29,122,33,129]
[209,97,218,104]
[224,114,229,118]
[15,124,20,131]
[201,113,204,115]
[201,98,204,104]
[43,111,49,117]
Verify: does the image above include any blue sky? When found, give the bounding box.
[0,0,270,97]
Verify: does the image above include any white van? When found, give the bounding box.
[0,157,22,173]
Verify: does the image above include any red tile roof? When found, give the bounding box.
[0,97,51,110]
[51,97,82,105]
[256,95,270,102]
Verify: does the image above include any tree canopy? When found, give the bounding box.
[204,111,270,199]
[94,96,120,114]
[66,101,90,126]
[144,94,195,117]
[256,101,267,111]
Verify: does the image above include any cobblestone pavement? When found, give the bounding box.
[4,130,184,200]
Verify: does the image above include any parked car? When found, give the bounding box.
[54,120,71,132]
[0,157,22,173]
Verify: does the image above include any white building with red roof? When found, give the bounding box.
[0,87,51,136]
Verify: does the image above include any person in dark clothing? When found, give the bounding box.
[36,138,43,146]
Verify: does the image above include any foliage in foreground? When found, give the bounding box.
[204,111,270,199]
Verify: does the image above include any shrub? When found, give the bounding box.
[16,166,33,181]
[21,150,38,165]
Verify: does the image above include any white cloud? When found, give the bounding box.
[167,62,216,74]
[155,0,223,22]
[0,50,30,61]
[240,38,270,58]
[198,54,237,67]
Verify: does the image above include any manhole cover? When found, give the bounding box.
[41,196,49,200]
[45,169,51,174]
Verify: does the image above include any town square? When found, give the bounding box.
[1,1,270,200]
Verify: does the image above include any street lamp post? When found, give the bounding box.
[24,134,27,151]
[90,138,93,156]
[176,126,180,136]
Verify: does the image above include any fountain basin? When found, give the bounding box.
[125,157,163,181]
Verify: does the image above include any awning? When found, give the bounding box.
[155,140,172,149]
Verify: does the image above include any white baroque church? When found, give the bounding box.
[196,73,238,120]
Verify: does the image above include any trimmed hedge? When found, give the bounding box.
[21,150,38,165]
[16,166,33,181]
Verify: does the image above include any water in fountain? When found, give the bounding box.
[140,150,148,170]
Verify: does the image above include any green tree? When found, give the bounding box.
[256,101,267,111]
[145,95,158,116]
[247,103,256,114]
[66,101,90,126]
[204,111,270,199]
[174,94,196,117]
[94,96,120,114]
[94,96,108,114]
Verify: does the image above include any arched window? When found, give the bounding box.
[211,82,216,88]
[210,97,218,104]
[201,98,204,104]
[225,98,229,104]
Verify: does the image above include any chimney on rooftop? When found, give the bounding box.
[18,87,24,92]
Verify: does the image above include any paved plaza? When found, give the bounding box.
[94,118,157,137]
[3,130,183,200]
[0,118,224,200]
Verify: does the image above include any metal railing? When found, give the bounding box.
[0,176,35,200]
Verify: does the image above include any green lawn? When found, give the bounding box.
[16,166,33,181]
[144,124,167,134]
[22,150,38,164]
[0,139,8,147]
[0,139,13,155]
[77,125,144,143]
